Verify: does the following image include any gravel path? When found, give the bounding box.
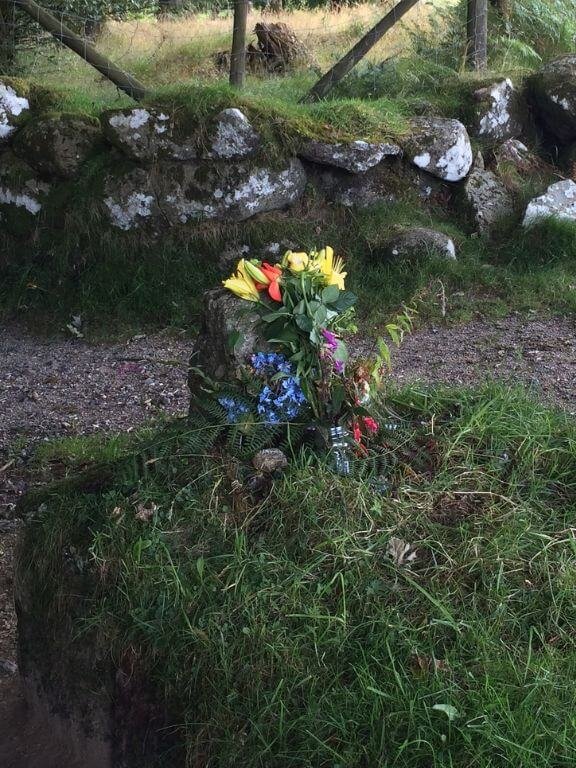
[0,315,575,765]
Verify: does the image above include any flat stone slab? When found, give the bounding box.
[299,139,402,173]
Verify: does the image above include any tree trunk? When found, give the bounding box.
[0,0,16,71]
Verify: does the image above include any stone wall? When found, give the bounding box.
[1,57,576,245]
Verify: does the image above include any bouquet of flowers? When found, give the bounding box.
[221,246,390,443]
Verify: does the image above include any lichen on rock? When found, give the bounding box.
[207,108,261,160]
[473,79,526,141]
[102,107,196,162]
[405,117,473,182]
[299,139,401,174]
[0,80,30,143]
[523,179,576,227]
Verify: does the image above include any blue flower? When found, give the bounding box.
[218,396,250,424]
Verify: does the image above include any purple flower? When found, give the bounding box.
[321,329,338,352]
[334,360,345,375]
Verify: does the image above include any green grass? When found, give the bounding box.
[19,383,576,766]
[3,200,576,336]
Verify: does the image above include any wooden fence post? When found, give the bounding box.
[230,0,249,88]
[302,0,420,103]
[466,0,488,70]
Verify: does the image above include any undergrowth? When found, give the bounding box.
[2,207,576,335]
[19,383,576,767]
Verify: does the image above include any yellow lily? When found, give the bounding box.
[243,260,270,286]
[222,259,260,302]
[316,246,347,290]
[284,251,309,273]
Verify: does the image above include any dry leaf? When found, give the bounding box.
[135,501,158,522]
[386,537,417,566]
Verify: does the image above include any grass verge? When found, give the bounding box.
[19,383,576,767]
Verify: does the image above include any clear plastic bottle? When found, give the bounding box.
[328,425,352,476]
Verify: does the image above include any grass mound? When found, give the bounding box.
[20,384,576,767]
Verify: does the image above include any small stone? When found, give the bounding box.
[523,179,576,227]
[207,108,261,160]
[383,227,456,260]
[0,659,17,676]
[252,448,288,473]
[299,139,402,174]
[404,117,473,182]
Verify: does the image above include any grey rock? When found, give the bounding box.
[103,158,307,229]
[207,108,261,159]
[404,117,473,182]
[160,158,307,224]
[463,166,514,236]
[0,659,18,676]
[13,115,100,179]
[101,107,196,162]
[253,448,288,473]
[473,79,525,141]
[0,80,29,144]
[529,55,576,142]
[383,227,456,260]
[0,151,50,220]
[189,289,267,387]
[299,139,401,173]
[307,158,446,208]
[523,179,576,227]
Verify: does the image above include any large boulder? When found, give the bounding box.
[0,151,50,234]
[463,162,514,236]
[299,139,401,173]
[101,107,196,162]
[0,80,30,144]
[404,117,473,182]
[206,108,261,160]
[529,55,576,143]
[13,115,101,179]
[382,227,456,260]
[189,289,265,387]
[523,179,576,227]
[103,158,307,230]
[472,79,526,141]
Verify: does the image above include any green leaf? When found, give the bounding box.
[332,291,357,313]
[321,284,340,303]
[313,305,328,325]
[295,314,314,332]
[227,330,240,350]
[432,704,459,722]
[261,310,290,323]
